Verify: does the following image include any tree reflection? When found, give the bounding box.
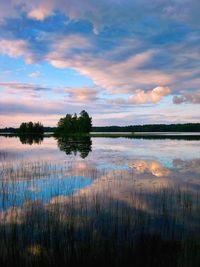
[56,136,92,158]
[19,134,44,145]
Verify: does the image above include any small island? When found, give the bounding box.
[55,110,92,136]
[0,113,200,141]
[18,122,44,135]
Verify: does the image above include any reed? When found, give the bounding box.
[0,160,200,267]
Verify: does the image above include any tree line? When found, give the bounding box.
[0,110,92,136]
[19,122,44,134]
[55,110,92,135]
[1,121,200,134]
[92,123,200,132]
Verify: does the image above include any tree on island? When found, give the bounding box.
[19,122,44,134]
[56,110,92,135]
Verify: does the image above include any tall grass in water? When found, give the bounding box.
[0,160,200,267]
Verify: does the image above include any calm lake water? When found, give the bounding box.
[0,135,200,266]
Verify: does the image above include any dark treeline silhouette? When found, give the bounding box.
[0,127,16,133]
[19,122,44,134]
[44,126,57,132]
[0,126,55,133]
[1,123,200,134]
[55,110,92,135]
[56,135,92,158]
[92,123,200,132]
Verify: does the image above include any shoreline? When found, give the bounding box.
[1,132,200,140]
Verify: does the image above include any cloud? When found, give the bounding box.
[0,31,168,99]
[49,34,91,54]
[0,0,199,29]
[129,86,171,104]
[0,39,28,58]
[113,86,171,105]
[0,0,199,127]
[0,12,196,106]
[0,98,65,115]
[0,39,36,64]
[129,160,170,177]
[173,96,186,104]
[47,46,173,95]
[173,91,200,104]
[0,113,61,128]
[64,87,99,102]
[29,71,41,78]
[0,83,108,127]
[173,159,200,175]
[27,5,54,21]
[0,82,51,92]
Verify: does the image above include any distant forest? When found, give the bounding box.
[1,123,200,133]
[92,123,200,132]
[0,127,57,133]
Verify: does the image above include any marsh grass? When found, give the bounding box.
[0,161,200,267]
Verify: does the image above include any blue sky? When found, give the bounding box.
[0,0,199,127]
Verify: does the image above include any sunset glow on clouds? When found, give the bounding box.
[0,0,199,127]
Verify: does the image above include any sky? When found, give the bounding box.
[0,0,200,127]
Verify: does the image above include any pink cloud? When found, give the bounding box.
[64,87,99,102]
[27,5,54,21]
[0,114,60,128]
[47,47,173,95]
[128,86,171,104]
[0,39,28,58]
[110,86,171,105]
[0,39,36,64]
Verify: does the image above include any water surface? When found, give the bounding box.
[0,135,200,266]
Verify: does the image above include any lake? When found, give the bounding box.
[0,135,200,266]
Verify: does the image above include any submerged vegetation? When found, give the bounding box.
[0,157,200,266]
